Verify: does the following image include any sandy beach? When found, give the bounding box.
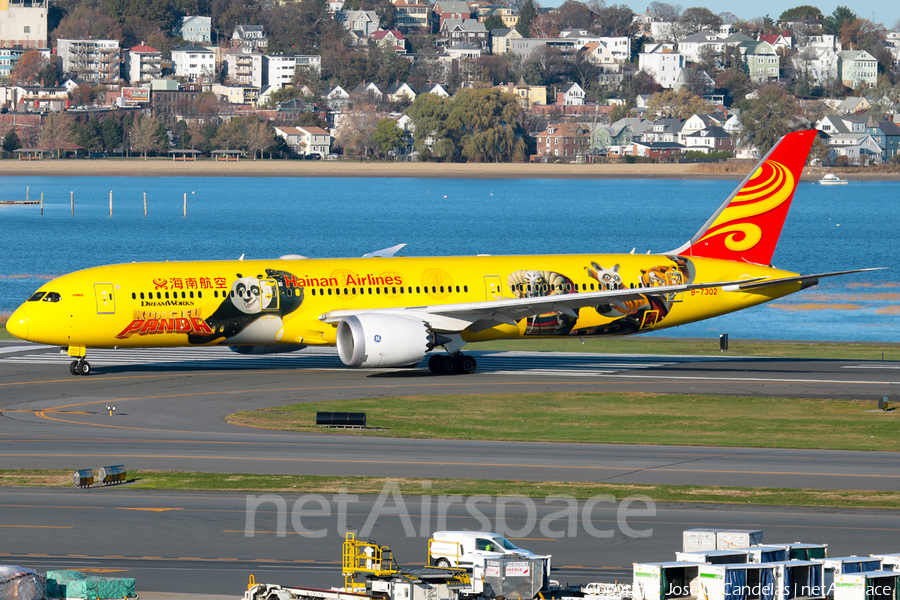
[2,157,898,180]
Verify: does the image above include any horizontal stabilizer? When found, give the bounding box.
[363,244,407,258]
[722,268,886,292]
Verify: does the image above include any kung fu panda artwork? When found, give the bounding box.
[188,268,304,345]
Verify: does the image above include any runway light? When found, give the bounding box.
[107,405,117,416]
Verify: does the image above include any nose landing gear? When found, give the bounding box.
[69,358,91,376]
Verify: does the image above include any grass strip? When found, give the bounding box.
[3,470,899,510]
[227,393,898,452]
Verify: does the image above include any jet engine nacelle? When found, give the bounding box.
[229,344,306,355]
[337,314,432,368]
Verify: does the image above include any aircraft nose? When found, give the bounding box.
[6,305,29,340]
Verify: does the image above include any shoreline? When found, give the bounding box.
[3,158,900,180]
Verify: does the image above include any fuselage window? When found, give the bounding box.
[440,286,444,293]
[464,285,468,292]
[230,290,235,297]
[157,292,162,299]
[312,289,316,296]
[416,286,421,293]
[328,288,332,295]
[590,283,595,290]
[165,292,170,299]
[432,286,436,293]
[400,287,404,294]
[132,292,136,300]
[456,286,460,292]
[368,287,373,294]
[43,292,61,302]
[198,291,202,298]
[376,287,380,294]
[353,288,358,295]
[214,290,218,298]
[190,291,194,298]
[392,287,397,294]
[141,292,145,299]
[27,292,46,302]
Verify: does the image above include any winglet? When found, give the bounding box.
[363,243,407,258]
[673,129,817,266]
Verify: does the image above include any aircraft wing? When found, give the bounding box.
[320,277,764,333]
[722,268,885,292]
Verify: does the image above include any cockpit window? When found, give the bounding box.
[27,292,46,302]
[42,292,61,302]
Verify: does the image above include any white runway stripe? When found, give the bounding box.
[0,347,674,376]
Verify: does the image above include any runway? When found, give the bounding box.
[2,342,899,594]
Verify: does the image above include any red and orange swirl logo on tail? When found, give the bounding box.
[686,129,814,266]
[696,159,794,253]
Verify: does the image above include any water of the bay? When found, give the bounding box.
[2,175,897,342]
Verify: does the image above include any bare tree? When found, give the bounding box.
[131,115,163,159]
[244,118,275,159]
[39,113,73,158]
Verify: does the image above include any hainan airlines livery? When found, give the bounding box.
[7,130,877,376]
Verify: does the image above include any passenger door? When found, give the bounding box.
[484,276,503,301]
[94,283,116,315]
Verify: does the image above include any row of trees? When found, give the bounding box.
[4,112,294,159]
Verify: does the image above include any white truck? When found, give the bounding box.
[428,531,548,569]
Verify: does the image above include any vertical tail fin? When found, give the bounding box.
[673,129,816,266]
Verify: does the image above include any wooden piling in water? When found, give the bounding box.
[143,192,147,217]
[109,190,112,216]
[183,192,187,217]
[71,191,74,216]
[40,193,43,216]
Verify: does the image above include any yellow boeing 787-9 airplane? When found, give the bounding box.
[6,130,877,376]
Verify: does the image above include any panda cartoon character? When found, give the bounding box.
[188,269,304,344]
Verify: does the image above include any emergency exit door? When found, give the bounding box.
[484,276,504,301]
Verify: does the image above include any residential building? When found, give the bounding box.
[673,67,714,94]
[124,44,162,84]
[638,43,684,89]
[57,39,120,85]
[641,118,682,143]
[266,54,322,87]
[474,5,517,28]
[323,84,350,109]
[535,122,589,159]
[758,33,791,51]
[232,25,268,50]
[224,46,264,87]
[627,140,685,158]
[491,28,521,55]
[275,125,332,157]
[498,78,546,108]
[0,47,25,79]
[211,84,259,105]
[431,1,472,32]
[557,82,584,106]
[440,19,488,50]
[837,50,878,88]
[559,30,631,62]
[683,126,734,153]
[171,44,216,82]
[0,0,47,49]
[181,16,211,43]
[393,0,429,33]
[816,114,883,164]
[371,30,407,53]
[385,81,416,103]
[676,31,752,63]
[866,120,900,160]
[350,81,383,101]
[579,41,620,73]
[738,40,779,82]
[339,10,380,37]
[445,41,481,59]
[793,44,839,83]
[680,113,725,140]
[150,83,203,123]
[419,81,450,97]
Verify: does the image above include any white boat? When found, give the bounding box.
[819,173,848,185]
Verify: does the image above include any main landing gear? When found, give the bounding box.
[427,353,477,375]
[69,357,91,376]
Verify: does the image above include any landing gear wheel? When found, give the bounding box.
[77,359,91,376]
[453,354,477,374]
[428,354,457,375]
[70,360,80,376]
[435,558,451,568]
